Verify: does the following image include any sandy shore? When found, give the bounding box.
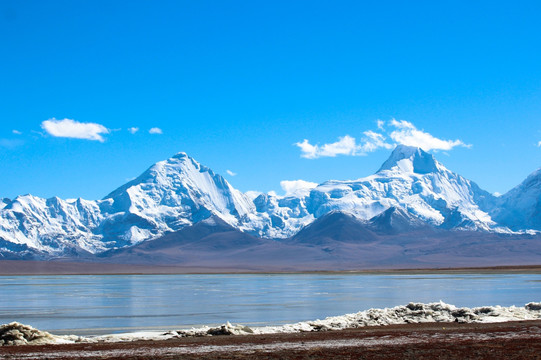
[1,260,541,275]
[1,321,541,359]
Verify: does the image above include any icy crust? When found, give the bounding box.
[0,322,78,346]
[2,302,540,346]
[257,302,541,334]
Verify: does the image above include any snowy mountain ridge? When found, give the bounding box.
[0,145,539,258]
[243,146,501,238]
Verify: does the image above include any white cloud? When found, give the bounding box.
[296,135,361,159]
[318,135,358,157]
[389,119,416,129]
[12,130,22,135]
[296,119,468,158]
[295,139,320,159]
[280,180,318,196]
[296,132,392,159]
[360,130,394,152]
[41,118,109,142]
[149,127,163,134]
[128,127,139,134]
[388,119,469,151]
[226,170,237,176]
[537,141,541,147]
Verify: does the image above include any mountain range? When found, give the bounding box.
[1,145,541,270]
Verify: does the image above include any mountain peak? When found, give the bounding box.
[171,151,189,159]
[377,145,441,174]
[165,151,211,172]
[102,150,254,233]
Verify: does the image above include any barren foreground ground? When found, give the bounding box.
[1,321,541,359]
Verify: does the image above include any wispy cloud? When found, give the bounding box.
[31,130,46,138]
[149,127,163,134]
[12,130,22,135]
[41,118,109,142]
[226,170,237,176]
[128,127,139,134]
[537,141,541,147]
[296,119,469,159]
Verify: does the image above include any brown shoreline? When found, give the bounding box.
[2,321,541,359]
[1,260,541,275]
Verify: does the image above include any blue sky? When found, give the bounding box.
[1,0,541,200]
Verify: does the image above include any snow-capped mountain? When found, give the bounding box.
[0,153,255,257]
[0,145,538,259]
[491,168,541,231]
[100,152,254,244]
[243,145,500,238]
[0,195,106,257]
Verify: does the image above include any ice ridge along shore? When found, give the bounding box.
[2,301,540,346]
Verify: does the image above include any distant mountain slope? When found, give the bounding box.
[0,145,539,261]
[96,213,541,270]
[96,216,344,270]
[97,216,267,264]
[290,211,377,246]
[368,206,430,235]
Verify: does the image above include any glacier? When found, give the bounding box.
[0,145,539,258]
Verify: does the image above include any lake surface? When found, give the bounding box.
[1,273,540,335]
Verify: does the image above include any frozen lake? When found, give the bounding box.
[1,273,540,335]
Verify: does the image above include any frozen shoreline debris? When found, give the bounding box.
[2,301,540,346]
